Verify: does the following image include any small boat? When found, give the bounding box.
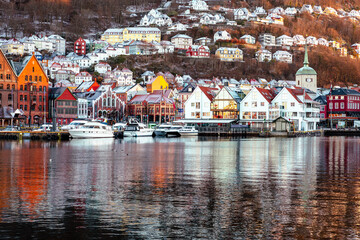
[69,122,114,138]
[153,124,172,136]
[165,125,183,137]
[123,122,154,137]
[179,126,198,136]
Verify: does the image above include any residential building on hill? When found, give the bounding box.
[101,27,161,45]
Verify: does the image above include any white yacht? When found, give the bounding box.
[179,126,198,136]
[153,124,172,136]
[123,122,154,137]
[165,125,183,137]
[69,122,114,138]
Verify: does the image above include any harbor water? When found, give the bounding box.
[0,136,360,239]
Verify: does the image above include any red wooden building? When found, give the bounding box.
[186,45,210,58]
[127,91,176,123]
[74,37,87,56]
[327,88,360,127]
[49,87,78,125]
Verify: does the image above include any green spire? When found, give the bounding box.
[304,44,309,67]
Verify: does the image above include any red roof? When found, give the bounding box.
[199,86,217,101]
[287,88,312,103]
[256,87,276,103]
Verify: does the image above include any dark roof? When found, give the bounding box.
[179,82,197,93]
[314,95,327,104]
[329,88,360,96]
[49,87,67,100]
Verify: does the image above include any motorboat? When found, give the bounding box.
[69,122,114,138]
[165,125,183,137]
[123,122,154,137]
[179,126,198,136]
[153,124,172,136]
[61,120,88,131]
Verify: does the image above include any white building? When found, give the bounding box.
[240,87,276,126]
[313,6,323,14]
[240,35,256,44]
[301,4,313,14]
[48,35,66,55]
[293,35,306,46]
[171,34,193,49]
[273,50,292,63]
[284,7,297,16]
[253,7,267,15]
[234,8,250,20]
[184,86,217,119]
[139,9,172,27]
[259,33,276,46]
[190,0,208,11]
[214,31,231,42]
[276,35,294,46]
[255,49,272,62]
[306,36,318,46]
[317,38,329,47]
[75,71,93,85]
[94,62,111,74]
[271,87,319,131]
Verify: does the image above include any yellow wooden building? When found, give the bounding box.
[146,75,169,93]
[101,27,161,45]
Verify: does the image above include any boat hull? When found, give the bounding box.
[154,130,167,136]
[179,132,198,136]
[69,129,114,138]
[123,130,154,137]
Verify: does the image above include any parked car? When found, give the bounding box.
[61,120,88,131]
[1,126,21,131]
[33,124,57,132]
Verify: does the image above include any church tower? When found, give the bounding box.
[295,45,317,92]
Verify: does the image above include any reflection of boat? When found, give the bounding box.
[123,122,154,137]
[179,126,198,136]
[154,124,172,136]
[69,122,114,138]
[165,125,183,137]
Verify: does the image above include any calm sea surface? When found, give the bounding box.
[0,137,360,239]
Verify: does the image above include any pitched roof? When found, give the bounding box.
[198,86,217,101]
[330,88,360,96]
[256,87,276,103]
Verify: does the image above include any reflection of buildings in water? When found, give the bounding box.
[0,141,49,219]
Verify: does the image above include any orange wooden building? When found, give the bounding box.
[14,55,49,125]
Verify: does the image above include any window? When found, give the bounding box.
[261,102,265,107]
[0,84,3,89]
[252,101,257,107]
[20,105,23,110]
[12,84,15,90]
[24,105,28,110]
[20,85,23,91]
[24,95,27,101]
[335,103,339,109]
[29,76,32,81]
[291,102,295,107]
[20,95,23,101]
[35,76,38,82]
[103,99,106,106]
[25,75,28,81]
[39,86,42,91]
[340,102,344,109]
[196,102,200,109]
[39,96,42,102]
[24,85,27,91]
[32,67,35,72]
[6,74,10,80]
[0,64,2,69]
[39,105,42,111]
[320,106,325,111]
[39,76,42,82]
[6,84,10,90]
[8,94,12,101]
[329,103,333,109]
[191,102,195,107]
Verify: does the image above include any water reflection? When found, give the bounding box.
[0,137,360,238]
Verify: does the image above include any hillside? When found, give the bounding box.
[1,0,360,87]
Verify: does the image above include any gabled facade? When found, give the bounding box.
[214,31,231,42]
[255,49,272,62]
[74,71,92,85]
[215,47,243,61]
[273,50,292,63]
[171,34,193,50]
[15,55,49,125]
[48,87,77,125]
[184,86,216,119]
[74,37,87,55]
[186,45,210,58]
[240,87,276,126]
[0,49,18,126]
[211,86,241,119]
[146,75,169,93]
